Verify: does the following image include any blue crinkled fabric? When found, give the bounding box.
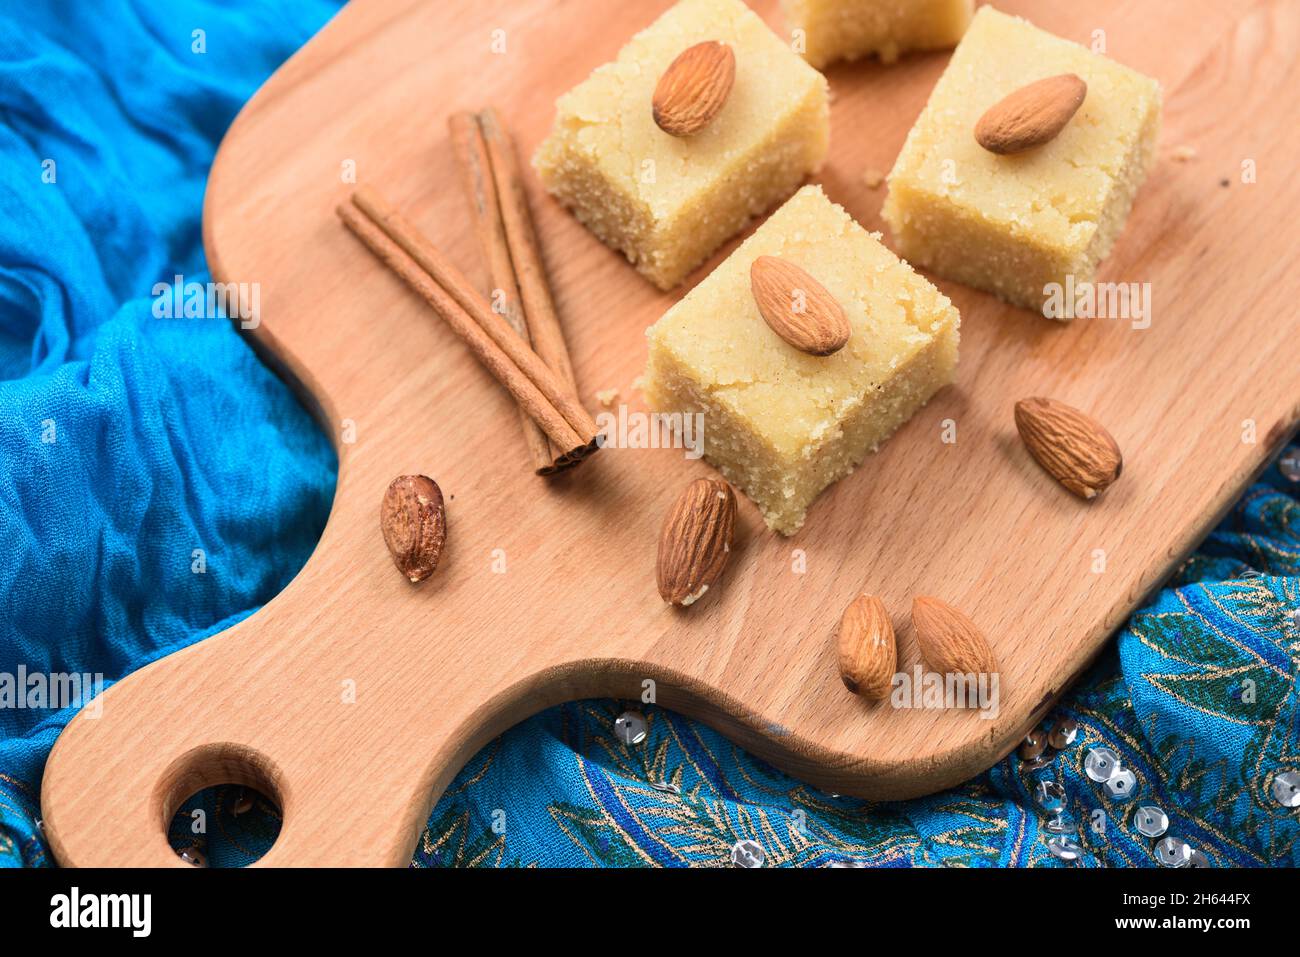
[2,2,1297,869]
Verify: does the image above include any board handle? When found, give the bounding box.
[38,604,480,867]
[40,641,283,867]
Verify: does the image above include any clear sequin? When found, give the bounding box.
[1023,755,1053,771]
[1047,835,1083,861]
[1104,768,1138,801]
[1085,747,1120,782]
[1035,780,1067,813]
[232,789,253,816]
[1048,718,1079,750]
[1019,731,1047,761]
[650,780,680,795]
[178,846,208,868]
[1188,848,1211,868]
[1272,770,1300,807]
[730,839,765,868]
[1045,813,1077,834]
[1154,836,1191,868]
[614,711,647,746]
[1279,451,1300,482]
[1133,805,1169,838]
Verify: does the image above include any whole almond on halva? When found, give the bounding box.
[975,73,1087,154]
[656,478,737,607]
[911,596,998,677]
[652,41,736,137]
[1014,397,1123,499]
[838,594,897,700]
[380,474,446,583]
[750,256,851,356]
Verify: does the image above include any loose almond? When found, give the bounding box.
[656,478,737,607]
[380,475,446,583]
[750,256,851,356]
[1014,397,1122,499]
[912,596,998,677]
[975,73,1087,154]
[837,594,897,700]
[652,41,736,137]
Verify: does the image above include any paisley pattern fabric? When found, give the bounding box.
[0,1,1296,869]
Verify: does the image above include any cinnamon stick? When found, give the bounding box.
[448,111,554,473]
[477,108,579,397]
[350,187,598,441]
[337,193,600,463]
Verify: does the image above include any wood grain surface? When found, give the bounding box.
[41,0,1300,867]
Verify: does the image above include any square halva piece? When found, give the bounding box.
[783,0,974,68]
[643,185,960,535]
[533,0,830,290]
[883,6,1161,311]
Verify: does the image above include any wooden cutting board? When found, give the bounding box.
[41,0,1300,867]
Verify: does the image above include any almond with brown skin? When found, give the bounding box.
[380,475,446,583]
[656,478,737,606]
[912,596,998,676]
[750,255,851,356]
[652,41,736,137]
[837,595,897,700]
[1015,397,1122,499]
[975,73,1087,154]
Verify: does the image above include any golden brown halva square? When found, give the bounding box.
[643,186,960,534]
[533,0,830,290]
[883,6,1162,311]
